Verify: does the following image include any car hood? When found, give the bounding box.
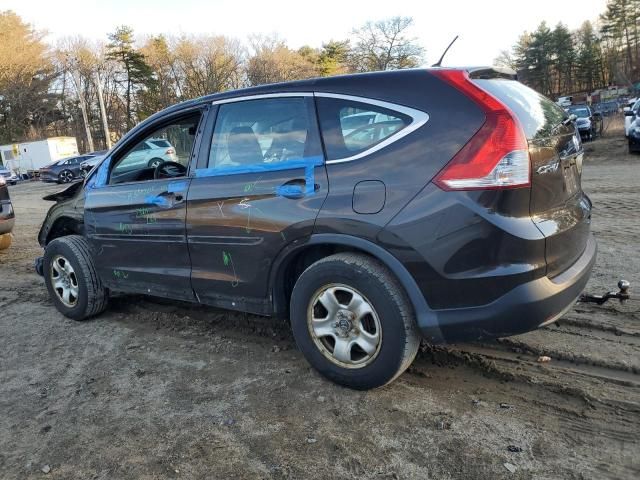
[42,181,84,201]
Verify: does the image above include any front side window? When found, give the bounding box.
[109,113,201,185]
[317,97,411,160]
[207,97,321,171]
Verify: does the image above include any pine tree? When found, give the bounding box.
[552,23,576,96]
[106,26,153,129]
[576,21,604,92]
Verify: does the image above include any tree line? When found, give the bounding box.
[497,0,640,99]
[0,12,424,150]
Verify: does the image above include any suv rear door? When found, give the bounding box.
[186,95,328,314]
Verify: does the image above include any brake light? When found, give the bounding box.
[431,70,530,191]
[166,148,175,155]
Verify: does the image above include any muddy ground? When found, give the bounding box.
[1,117,638,480]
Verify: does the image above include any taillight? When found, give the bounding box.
[166,148,175,155]
[0,176,5,186]
[431,69,530,191]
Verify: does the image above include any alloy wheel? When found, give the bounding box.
[59,171,74,183]
[50,255,79,307]
[307,283,382,369]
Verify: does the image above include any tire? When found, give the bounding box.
[290,253,420,390]
[58,169,74,184]
[148,158,163,168]
[43,235,108,320]
[0,233,12,250]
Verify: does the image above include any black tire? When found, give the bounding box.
[43,235,108,320]
[148,158,163,168]
[58,169,74,184]
[290,253,420,390]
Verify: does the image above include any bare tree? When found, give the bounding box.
[173,35,245,98]
[246,35,318,86]
[350,17,424,72]
[494,49,516,70]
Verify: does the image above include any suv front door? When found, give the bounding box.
[84,109,205,300]
[186,95,328,314]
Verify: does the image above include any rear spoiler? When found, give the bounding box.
[467,67,517,81]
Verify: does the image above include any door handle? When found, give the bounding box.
[147,192,184,208]
[276,179,319,199]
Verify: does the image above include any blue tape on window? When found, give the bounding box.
[305,163,315,195]
[167,180,189,193]
[194,155,323,178]
[87,157,111,189]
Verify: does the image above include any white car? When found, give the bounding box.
[0,166,18,185]
[625,99,640,136]
[113,138,178,172]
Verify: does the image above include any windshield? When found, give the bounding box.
[568,107,590,118]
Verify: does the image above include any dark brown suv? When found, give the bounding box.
[36,67,596,389]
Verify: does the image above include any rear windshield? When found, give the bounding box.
[474,79,567,139]
[150,140,171,148]
[568,107,590,118]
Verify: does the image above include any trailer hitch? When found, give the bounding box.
[578,280,631,305]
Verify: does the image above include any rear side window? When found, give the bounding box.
[473,79,566,139]
[316,97,411,160]
[150,139,171,148]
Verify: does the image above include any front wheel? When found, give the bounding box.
[290,253,420,390]
[43,235,108,320]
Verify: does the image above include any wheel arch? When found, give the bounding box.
[41,215,84,246]
[269,233,440,341]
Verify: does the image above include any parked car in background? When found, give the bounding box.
[0,174,15,250]
[0,166,18,185]
[39,154,99,183]
[627,117,640,153]
[111,138,178,173]
[623,97,638,112]
[567,105,602,140]
[79,154,107,178]
[35,67,595,390]
[624,99,640,136]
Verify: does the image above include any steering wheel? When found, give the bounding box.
[154,161,187,179]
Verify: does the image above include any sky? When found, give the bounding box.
[2,0,608,66]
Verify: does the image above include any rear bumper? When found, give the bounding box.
[419,233,597,343]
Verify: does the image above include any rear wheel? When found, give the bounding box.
[290,253,420,390]
[43,235,108,320]
[148,158,163,168]
[58,169,74,183]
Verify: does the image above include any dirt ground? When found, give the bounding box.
[1,117,638,480]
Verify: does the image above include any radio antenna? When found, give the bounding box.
[431,35,459,67]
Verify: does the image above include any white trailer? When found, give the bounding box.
[0,137,79,175]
